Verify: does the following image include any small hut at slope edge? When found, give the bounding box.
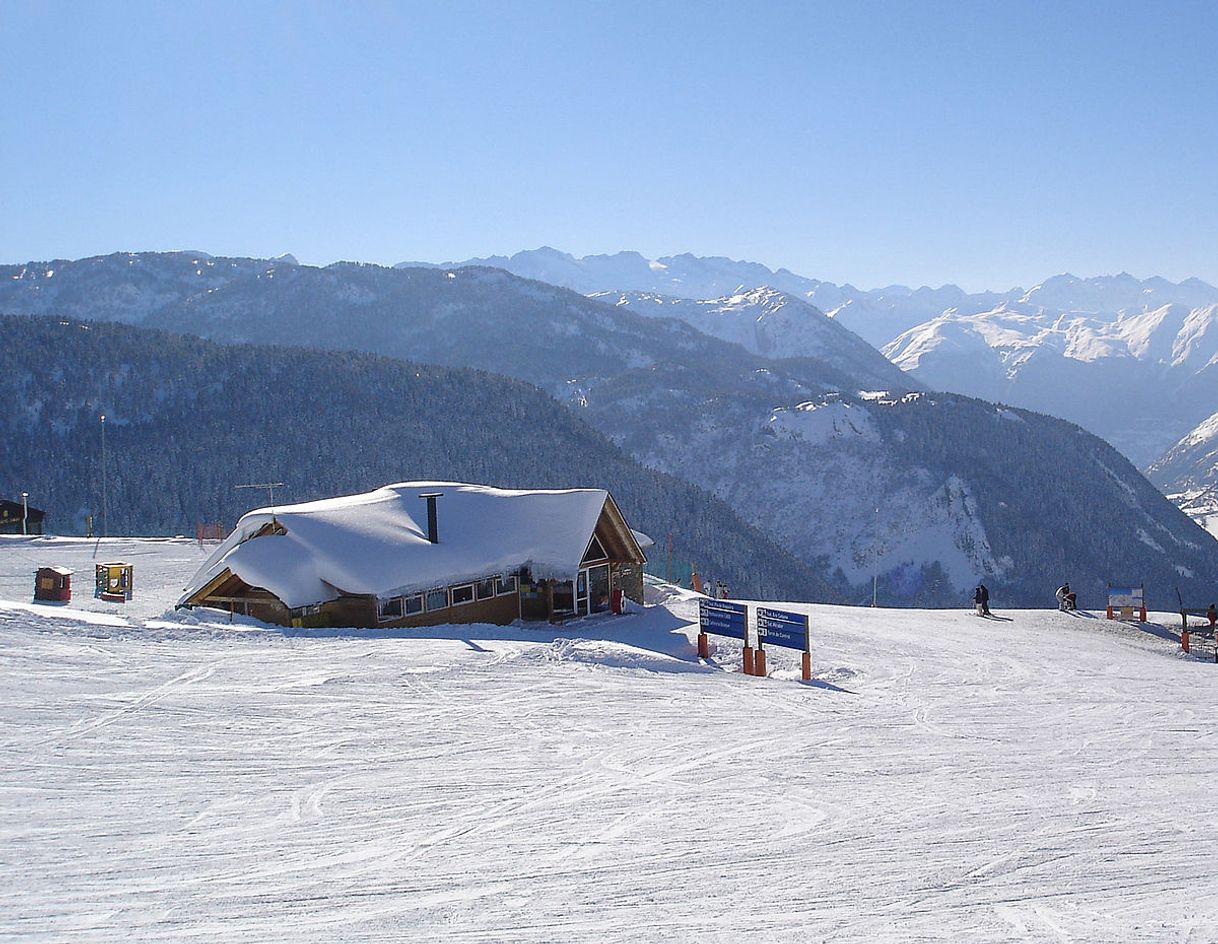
[177,482,648,628]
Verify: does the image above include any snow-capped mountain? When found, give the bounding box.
[884,300,1218,466]
[1018,272,1218,314]
[589,288,909,389]
[1146,409,1218,537]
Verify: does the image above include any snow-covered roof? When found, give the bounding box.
[631,529,655,550]
[180,482,637,610]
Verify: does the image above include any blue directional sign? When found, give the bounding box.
[699,599,748,639]
[757,607,809,651]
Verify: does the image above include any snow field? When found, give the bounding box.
[1,538,1217,941]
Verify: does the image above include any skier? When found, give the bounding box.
[978,583,991,616]
[1056,582,1076,612]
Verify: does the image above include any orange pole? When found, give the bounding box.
[1182,627,1190,653]
[753,648,767,677]
[1106,605,1113,620]
[742,646,754,675]
[801,650,812,681]
[1139,606,1147,622]
[697,633,709,659]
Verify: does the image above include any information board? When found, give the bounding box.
[1108,585,1143,608]
[699,599,747,639]
[757,606,809,651]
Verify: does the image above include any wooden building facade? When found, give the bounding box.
[0,499,45,535]
[178,482,648,630]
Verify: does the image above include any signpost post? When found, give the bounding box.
[697,598,753,674]
[757,606,812,681]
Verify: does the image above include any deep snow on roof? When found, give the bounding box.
[180,482,618,610]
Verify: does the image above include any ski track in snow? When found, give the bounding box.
[1,538,1217,941]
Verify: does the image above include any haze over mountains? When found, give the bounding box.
[4,251,1218,606]
[399,248,1218,488]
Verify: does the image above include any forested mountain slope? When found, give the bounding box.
[0,316,839,602]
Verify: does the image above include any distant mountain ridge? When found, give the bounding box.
[393,247,1218,349]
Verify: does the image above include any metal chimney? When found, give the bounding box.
[419,492,443,544]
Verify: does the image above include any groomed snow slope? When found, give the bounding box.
[2,538,1216,941]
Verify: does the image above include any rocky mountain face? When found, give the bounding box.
[5,252,1217,607]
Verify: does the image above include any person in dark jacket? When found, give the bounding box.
[979,583,990,615]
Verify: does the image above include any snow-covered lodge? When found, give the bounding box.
[178,482,649,628]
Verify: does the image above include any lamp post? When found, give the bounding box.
[235,483,286,522]
[872,506,879,607]
[100,414,108,539]
[20,491,28,536]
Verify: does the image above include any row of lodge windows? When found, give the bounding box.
[376,574,519,622]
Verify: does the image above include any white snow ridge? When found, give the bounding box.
[3,536,1217,941]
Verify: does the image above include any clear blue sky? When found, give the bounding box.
[3,0,1216,291]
